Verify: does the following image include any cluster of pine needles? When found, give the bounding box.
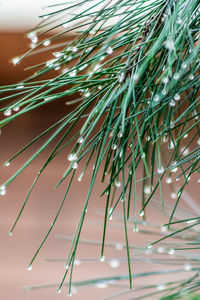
[0,0,200,298]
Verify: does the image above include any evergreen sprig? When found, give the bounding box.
[0,0,200,298]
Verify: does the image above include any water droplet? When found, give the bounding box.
[174,93,180,101]
[43,40,51,47]
[157,247,165,253]
[27,31,36,39]
[68,153,77,161]
[146,135,151,141]
[169,100,176,107]
[85,47,92,53]
[8,231,12,236]
[109,259,120,268]
[54,64,60,71]
[100,56,105,61]
[162,77,169,84]
[145,248,152,255]
[197,178,200,183]
[184,263,191,271]
[117,132,123,138]
[118,73,125,83]
[95,282,107,288]
[13,106,20,112]
[78,137,84,144]
[72,162,78,169]
[62,67,69,74]
[98,85,102,90]
[30,42,36,49]
[16,84,24,89]
[157,166,164,174]
[46,59,56,67]
[0,184,6,191]
[106,47,113,54]
[79,64,88,71]
[180,147,189,156]
[111,144,117,150]
[4,161,10,167]
[109,131,114,138]
[107,212,112,221]
[193,109,199,120]
[168,249,175,255]
[133,73,139,81]
[0,189,6,196]
[74,259,81,266]
[4,109,12,116]
[99,255,105,262]
[31,36,38,44]
[44,96,54,102]
[62,22,68,28]
[71,286,77,294]
[84,91,91,98]
[78,172,84,182]
[27,265,32,271]
[147,244,152,249]
[186,174,190,181]
[93,64,101,72]
[139,211,144,217]
[42,15,49,20]
[170,192,177,199]
[69,70,77,77]
[71,46,78,53]
[119,150,123,158]
[181,62,187,69]
[168,140,175,149]
[53,52,62,58]
[11,57,20,65]
[67,292,72,297]
[171,162,178,172]
[173,73,180,80]
[133,226,138,232]
[186,219,196,224]
[197,138,200,145]
[144,185,151,194]
[165,40,174,50]
[65,264,69,270]
[157,284,166,291]
[153,95,160,102]
[176,18,182,24]
[114,180,121,187]
[166,177,172,184]
[66,55,72,62]
[57,288,61,294]
[189,74,194,80]
[163,135,168,143]
[115,243,123,250]
[160,226,167,232]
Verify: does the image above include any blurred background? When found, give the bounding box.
[0,1,199,300]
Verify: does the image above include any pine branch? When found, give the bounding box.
[0,0,200,297]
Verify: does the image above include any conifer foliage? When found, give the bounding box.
[0,0,200,298]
